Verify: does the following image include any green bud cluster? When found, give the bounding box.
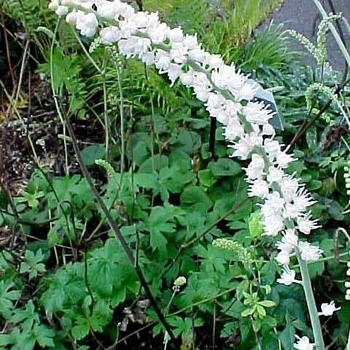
[213,238,253,265]
[316,13,342,65]
[305,82,335,113]
[95,159,117,178]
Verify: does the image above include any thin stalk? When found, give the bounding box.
[296,250,325,350]
[72,29,102,74]
[13,38,30,109]
[116,61,125,174]
[50,20,69,175]
[102,61,110,160]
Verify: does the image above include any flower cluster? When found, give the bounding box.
[48,0,342,344]
[172,276,186,292]
[48,0,320,258]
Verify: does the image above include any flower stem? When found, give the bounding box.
[296,250,325,350]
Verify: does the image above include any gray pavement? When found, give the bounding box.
[262,0,350,71]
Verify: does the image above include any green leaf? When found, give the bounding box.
[0,333,13,347]
[258,300,276,308]
[239,318,252,342]
[180,186,213,211]
[135,172,158,189]
[198,169,217,188]
[72,318,89,340]
[0,280,21,319]
[248,211,264,238]
[307,260,325,279]
[208,158,241,177]
[33,323,55,347]
[241,308,254,317]
[10,301,39,330]
[90,300,113,332]
[20,249,46,280]
[171,130,202,155]
[326,200,344,221]
[138,155,169,173]
[252,319,262,332]
[278,323,295,350]
[256,304,266,317]
[81,144,106,166]
[132,140,150,166]
[145,204,183,254]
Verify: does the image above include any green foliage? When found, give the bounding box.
[1,0,350,349]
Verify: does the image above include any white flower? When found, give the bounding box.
[262,123,275,136]
[235,80,259,101]
[167,27,184,43]
[266,165,284,183]
[262,192,285,215]
[66,10,79,25]
[100,26,122,45]
[229,131,263,160]
[281,229,298,250]
[223,117,244,140]
[96,2,119,19]
[48,0,59,11]
[173,276,186,291]
[264,139,281,158]
[129,12,150,28]
[277,265,297,285]
[293,188,317,212]
[180,70,195,87]
[183,34,199,50]
[170,42,188,64]
[243,101,273,125]
[155,50,171,71]
[55,5,68,16]
[76,12,98,37]
[276,251,291,265]
[280,176,300,203]
[118,37,151,58]
[206,54,224,69]
[245,154,265,180]
[297,215,319,235]
[188,48,207,63]
[319,301,341,316]
[298,241,323,261]
[248,179,269,198]
[166,63,182,85]
[192,72,212,102]
[147,22,169,44]
[275,149,295,168]
[293,335,314,350]
[262,213,284,236]
[141,51,155,65]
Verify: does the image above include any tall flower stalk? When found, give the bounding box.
[48,0,340,348]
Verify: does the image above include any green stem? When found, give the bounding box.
[296,250,325,350]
